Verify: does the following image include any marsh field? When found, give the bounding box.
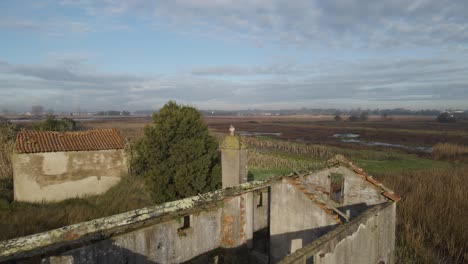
[1,115,467,263]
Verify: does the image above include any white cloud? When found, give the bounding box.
[54,0,468,49]
[0,56,467,111]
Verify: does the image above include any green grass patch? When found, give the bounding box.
[354,154,457,176]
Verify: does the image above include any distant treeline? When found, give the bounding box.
[5,108,466,117]
[133,108,467,117]
[95,110,131,116]
[197,108,464,116]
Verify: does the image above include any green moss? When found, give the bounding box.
[248,167,292,181]
[0,199,10,211]
[222,135,247,149]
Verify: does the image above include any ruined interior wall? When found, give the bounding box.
[305,167,387,218]
[313,202,396,264]
[44,208,222,264]
[253,188,269,232]
[269,179,337,263]
[13,149,127,202]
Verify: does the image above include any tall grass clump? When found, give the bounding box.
[0,120,16,205]
[378,168,468,263]
[0,120,15,181]
[432,143,468,162]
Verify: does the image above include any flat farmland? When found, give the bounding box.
[205,115,468,148]
[79,115,468,149]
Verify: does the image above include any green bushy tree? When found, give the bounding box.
[133,101,221,203]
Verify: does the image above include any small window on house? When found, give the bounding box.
[256,193,263,207]
[181,215,190,229]
[177,215,192,237]
[329,173,344,203]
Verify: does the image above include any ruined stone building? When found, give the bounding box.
[1,129,399,263]
[12,129,127,202]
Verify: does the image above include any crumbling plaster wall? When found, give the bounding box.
[312,202,396,264]
[269,179,337,263]
[43,208,222,264]
[305,167,387,218]
[13,149,127,202]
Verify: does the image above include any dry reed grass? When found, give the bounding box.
[248,150,325,171]
[432,143,468,162]
[0,122,15,181]
[0,122,15,204]
[378,168,468,263]
[241,136,334,158]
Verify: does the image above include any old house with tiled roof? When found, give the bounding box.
[1,128,399,264]
[12,129,128,202]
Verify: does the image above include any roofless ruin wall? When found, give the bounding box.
[279,202,396,264]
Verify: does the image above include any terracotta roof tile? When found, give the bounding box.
[15,129,125,154]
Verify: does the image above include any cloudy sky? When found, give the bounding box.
[1,0,468,112]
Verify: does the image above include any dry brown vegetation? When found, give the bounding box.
[0,121,15,207]
[0,121,15,181]
[248,150,324,171]
[378,168,468,263]
[432,143,468,162]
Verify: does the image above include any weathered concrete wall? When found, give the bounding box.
[316,202,396,264]
[269,179,337,263]
[305,167,387,218]
[13,149,127,202]
[43,208,222,264]
[279,202,396,264]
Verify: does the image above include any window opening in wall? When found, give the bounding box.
[256,192,263,207]
[177,215,191,237]
[182,215,190,229]
[306,255,314,264]
[329,173,344,203]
